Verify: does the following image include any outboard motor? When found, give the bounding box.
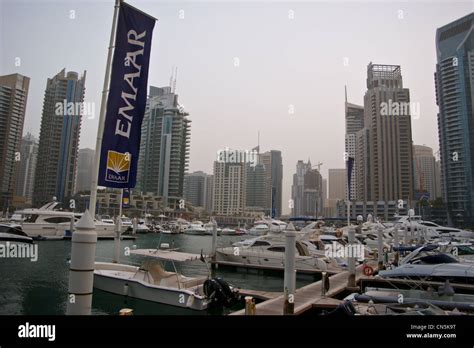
[203,277,239,308]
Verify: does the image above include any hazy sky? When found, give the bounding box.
[1,0,472,214]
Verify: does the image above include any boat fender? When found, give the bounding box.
[123,283,129,296]
[362,265,374,276]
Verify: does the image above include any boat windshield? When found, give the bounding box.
[408,250,458,265]
[0,225,28,237]
[24,214,38,223]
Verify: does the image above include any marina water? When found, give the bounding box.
[0,234,314,315]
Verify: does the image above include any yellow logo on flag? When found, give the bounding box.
[105,150,130,183]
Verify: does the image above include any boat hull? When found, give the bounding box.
[93,263,208,310]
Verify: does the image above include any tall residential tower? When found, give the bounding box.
[435,13,474,226]
[33,69,86,206]
[137,86,191,208]
[0,73,30,212]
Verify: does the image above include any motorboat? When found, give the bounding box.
[0,223,33,244]
[183,223,207,235]
[101,215,115,225]
[380,245,474,284]
[14,202,116,239]
[120,216,133,233]
[135,221,151,234]
[217,232,341,273]
[417,220,474,239]
[248,224,270,236]
[249,218,288,236]
[93,247,239,310]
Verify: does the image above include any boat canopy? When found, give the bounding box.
[130,249,207,262]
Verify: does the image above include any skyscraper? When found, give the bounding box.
[361,63,414,202]
[15,132,38,205]
[344,86,364,200]
[413,145,440,201]
[328,168,346,201]
[303,168,323,216]
[291,160,311,217]
[291,160,322,217]
[184,171,210,208]
[76,148,95,193]
[203,175,214,214]
[259,150,283,217]
[435,13,474,226]
[33,69,85,206]
[212,159,246,215]
[245,163,266,212]
[0,73,30,212]
[137,86,191,207]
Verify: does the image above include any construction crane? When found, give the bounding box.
[316,162,323,172]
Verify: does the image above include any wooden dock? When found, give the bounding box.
[237,289,281,301]
[231,262,378,315]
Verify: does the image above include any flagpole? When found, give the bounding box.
[89,0,121,218]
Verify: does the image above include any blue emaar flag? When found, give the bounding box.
[98,3,155,188]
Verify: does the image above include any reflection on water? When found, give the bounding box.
[0,233,315,315]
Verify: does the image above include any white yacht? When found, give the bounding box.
[14,202,116,239]
[100,215,115,224]
[248,224,270,236]
[0,223,33,244]
[217,232,340,273]
[94,248,239,310]
[184,223,207,235]
[120,216,133,233]
[135,220,151,234]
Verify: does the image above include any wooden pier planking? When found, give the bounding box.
[237,289,281,301]
[231,262,378,315]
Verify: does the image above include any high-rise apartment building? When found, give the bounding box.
[245,163,266,212]
[258,150,283,217]
[137,86,191,208]
[212,159,246,215]
[359,63,414,203]
[0,73,30,212]
[34,69,85,206]
[435,13,474,226]
[413,145,441,200]
[183,171,212,209]
[291,160,323,216]
[345,86,364,200]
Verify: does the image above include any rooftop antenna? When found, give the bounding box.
[172,67,178,93]
[345,85,348,103]
[169,66,174,88]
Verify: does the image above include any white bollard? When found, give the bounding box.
[67,210,97,315]
[283,223,296,315]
